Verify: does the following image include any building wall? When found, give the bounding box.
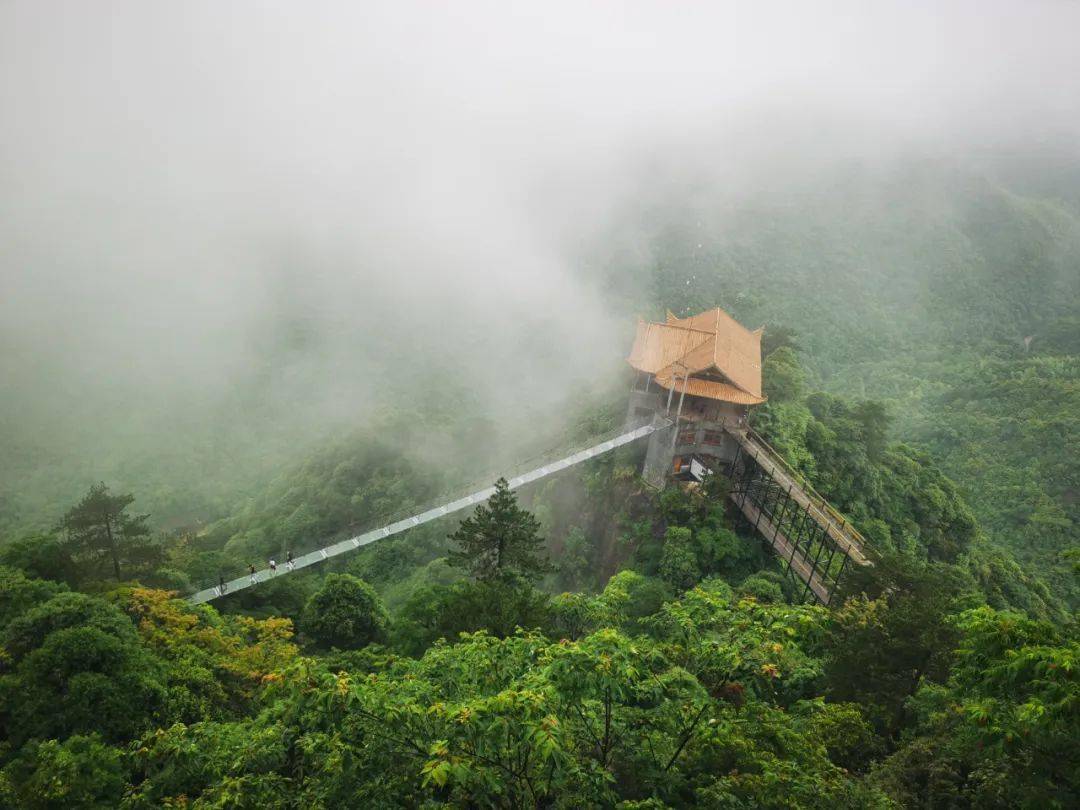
[677,395,748,425]
[628,386,752,487]
[640,416,744,487]
[675,418,741,460]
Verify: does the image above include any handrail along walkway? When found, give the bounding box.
[729,427,869,566]
[188,419,670,605]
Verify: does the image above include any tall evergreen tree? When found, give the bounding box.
[59,483,159,582]
[448,478,550,583]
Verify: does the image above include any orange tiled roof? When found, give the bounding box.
[653,369,766,405]
[628,306,766,405]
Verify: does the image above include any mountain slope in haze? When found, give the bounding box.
[621,156,1080,604]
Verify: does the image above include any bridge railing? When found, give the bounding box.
[186,417,665,602]
[737,426,870,559]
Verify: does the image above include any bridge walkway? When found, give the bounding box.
[187,419,668,605]
[726,427,870,604]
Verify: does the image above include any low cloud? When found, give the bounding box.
[1,1,1078,512]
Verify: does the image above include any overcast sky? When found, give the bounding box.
[2,1,1079,450]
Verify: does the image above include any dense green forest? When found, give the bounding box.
[1,162,1078,807]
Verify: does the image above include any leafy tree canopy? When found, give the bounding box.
[447,478,551,583]
[301,573,390,650]
[59,483,161,582]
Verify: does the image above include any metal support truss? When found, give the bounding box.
[726,440,866,605]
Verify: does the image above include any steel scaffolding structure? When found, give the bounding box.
[726,427,870,604]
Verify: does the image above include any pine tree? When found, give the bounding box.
[448,478,550,583]
[59,483,160,582]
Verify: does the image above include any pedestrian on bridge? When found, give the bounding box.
[269,559,277,575]
[286,550,294,572]
[249,564,257,584]
[219,575,227,594]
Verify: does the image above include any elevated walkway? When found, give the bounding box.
[187,419,668,605]
[726,427,870,604]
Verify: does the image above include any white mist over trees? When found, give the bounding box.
[1,1,1079,531]
[0,6,1078,806]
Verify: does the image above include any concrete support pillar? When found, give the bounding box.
[642,423,676,488]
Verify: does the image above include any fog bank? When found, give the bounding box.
[2,1,1079,524]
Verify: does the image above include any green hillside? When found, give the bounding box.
[1,161,1078,807]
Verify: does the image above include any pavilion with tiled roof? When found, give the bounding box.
[627,307,766,406]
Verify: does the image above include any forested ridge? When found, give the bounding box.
[1,163,1078,807]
